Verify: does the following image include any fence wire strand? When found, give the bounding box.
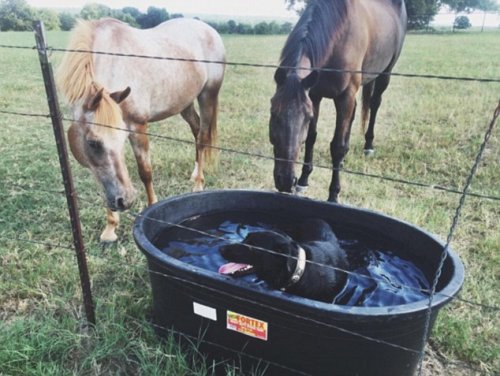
[62,115,500,202]
[1,43,500,83]
[5,182,65,196]
[50,46,500,83]
[0,109,51,118]
[0,235,73,250]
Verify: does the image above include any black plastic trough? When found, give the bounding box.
[133,190,464,376]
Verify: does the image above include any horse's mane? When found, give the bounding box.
[56,19,96,104]
[280,0,348,69]
[56,19,122,132]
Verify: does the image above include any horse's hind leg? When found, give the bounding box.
[100,208,119,243]
[130,124,157,205]
[363,74,391,155]
[180,103,202,189]
[296,96,322,193]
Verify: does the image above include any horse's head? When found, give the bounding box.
[68,86,135,211]
[269,68,318,193]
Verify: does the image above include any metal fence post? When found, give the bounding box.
[33,21,96,326]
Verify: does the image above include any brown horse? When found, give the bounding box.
[269,0,406,202]
[56,18,226,242]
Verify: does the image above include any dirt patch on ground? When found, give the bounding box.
[422,345,488,376]
[0,298,31,324]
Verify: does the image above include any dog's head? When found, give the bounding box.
[219,231,299,289]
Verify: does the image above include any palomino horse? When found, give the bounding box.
[57,18,225,242]
[270,0,406,202]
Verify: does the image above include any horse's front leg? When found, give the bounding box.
[100,208,119,243]
[130,124,157,205]
[296,96,321,193]
[328,90,357,202]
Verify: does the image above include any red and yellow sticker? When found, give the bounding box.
[226,311,268,341]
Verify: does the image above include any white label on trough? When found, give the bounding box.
[226,311,268,341]
[193,302,217,321]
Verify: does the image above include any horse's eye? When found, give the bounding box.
[270,113,281,126]
[86,140,103,152]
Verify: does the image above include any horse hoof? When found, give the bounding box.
[100,231,118,244]
[295,185,308,194]
[364,149,375,157]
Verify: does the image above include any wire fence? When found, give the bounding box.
[2,43,500,83]
[0,32,499,375]
[2,108,499,203]
[3,178,500,313]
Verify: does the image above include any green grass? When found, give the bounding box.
[0,29,499,375]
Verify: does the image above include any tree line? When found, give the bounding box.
[1,0,498,33]
[0,0,293,34]
[285,0,498,30]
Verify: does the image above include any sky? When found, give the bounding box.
[25,1,499,26]
[432,11,499,27]
[26,0,299,18]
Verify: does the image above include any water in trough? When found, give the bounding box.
[153,211,430,307]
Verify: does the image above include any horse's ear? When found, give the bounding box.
[301,70,319,90]
[87,88,104,112]
[274,68,287,85]
[110,86,131,104]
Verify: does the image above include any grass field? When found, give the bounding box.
[0,28,499,375]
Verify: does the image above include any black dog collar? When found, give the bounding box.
[282,245,307,291]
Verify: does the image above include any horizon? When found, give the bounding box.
[26,0,300,19]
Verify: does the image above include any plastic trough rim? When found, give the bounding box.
[132,189,465,318]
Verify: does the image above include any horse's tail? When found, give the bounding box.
[361,81,374,134]
[203,95,219,166]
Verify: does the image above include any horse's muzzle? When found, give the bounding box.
[274,171,297,193]
[115,197,127,211]
[107,194,135,212]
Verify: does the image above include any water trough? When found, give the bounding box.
[133,190,464,376]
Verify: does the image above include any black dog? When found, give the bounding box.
[219,219,349,302]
